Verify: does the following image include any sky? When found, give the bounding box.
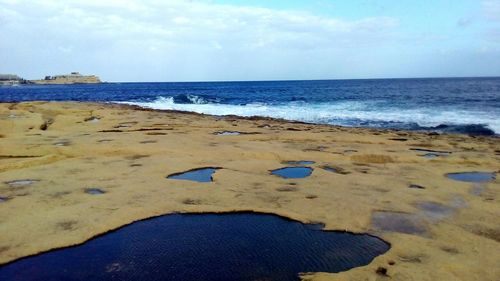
[1,0,500,82]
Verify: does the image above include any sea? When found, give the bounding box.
[1,77,499,135]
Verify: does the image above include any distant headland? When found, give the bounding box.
[0,72,102,86]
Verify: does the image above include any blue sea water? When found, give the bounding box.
[1,77,499,135]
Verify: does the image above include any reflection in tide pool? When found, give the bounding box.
[271,167,313,179]
[167,167,221,183]
[0,213,390,281]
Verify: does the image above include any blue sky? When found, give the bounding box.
[0,0,499,81]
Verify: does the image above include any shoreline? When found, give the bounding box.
[0,95,497,136]
[103,101,500,137]
[115,101,500,137]
[0,101,499,280]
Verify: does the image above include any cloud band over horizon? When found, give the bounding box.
[1,0,499,82]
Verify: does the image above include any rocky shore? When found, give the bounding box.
[0,102,498,280]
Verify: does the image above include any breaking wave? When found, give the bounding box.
[119,95,499,136]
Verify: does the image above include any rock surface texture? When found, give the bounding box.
[0,102,499,280]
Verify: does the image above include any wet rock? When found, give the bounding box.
[416,202,454,221]
[372,211,428,236]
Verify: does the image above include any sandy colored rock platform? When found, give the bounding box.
[0,102,499,280]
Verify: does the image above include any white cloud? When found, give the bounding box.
[6,0,498,81]
[0,0,403,80]
[483,0,500,21]
[1,0,399,49]
[482,0,500,43]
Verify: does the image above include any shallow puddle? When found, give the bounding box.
[167,168,221,183]
[422,153,440,159]
[271,167,313,179]
[85,188,106,195]
[410,148,451,158]
[410,148,451,154]
[0,213,389,281]
[53,140,71,146]
[282,160,315,165]
[214,131,259,136]
[470,184,486,196]
[4,179,39,187]
[372,211,427,235]
[416,202,454,221]
[446,172,496,183]
[214,131,241,136]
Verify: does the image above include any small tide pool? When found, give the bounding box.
[167,167,221,183]
[271,167,313,179]
[214,131,241,136]
[410,148,451,158]
[85,188,105,195]
[4,179,39,187]
[446,172,496,183]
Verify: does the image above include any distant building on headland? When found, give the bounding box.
[1,72,102,86]
[31,72,102,85]
[0,74,25,86]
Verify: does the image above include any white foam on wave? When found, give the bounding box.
[118,96,500,134]
[185,94,210,104]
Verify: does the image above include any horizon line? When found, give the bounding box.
[104,75,500,84]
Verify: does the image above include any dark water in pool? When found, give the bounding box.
[85,188,106,195]
[410,148,452,158]
[1,78,499,135]
[167,168,220,183]
[0,213,389,281]
[271,167,313,179]
[446,172,496,183]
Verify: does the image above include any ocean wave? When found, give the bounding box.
[118,96,499,135]
[171,94,212,104]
